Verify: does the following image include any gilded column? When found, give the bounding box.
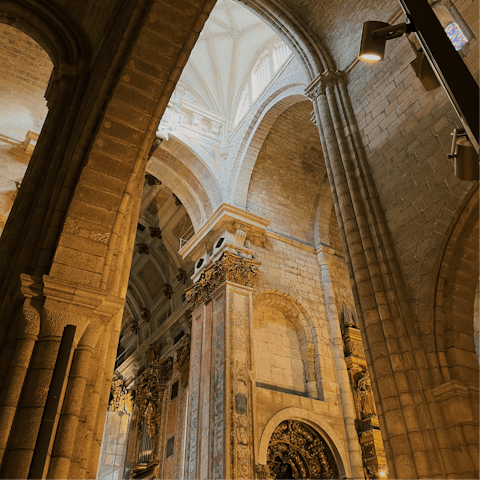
[185,251,260,480]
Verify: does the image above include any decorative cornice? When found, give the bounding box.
[185,252,260,309]
[179,203,270,261]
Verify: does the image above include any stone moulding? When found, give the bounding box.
[185,251,260,309]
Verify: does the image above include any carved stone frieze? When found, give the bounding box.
[185,252,260,309]
[266,420,339,479]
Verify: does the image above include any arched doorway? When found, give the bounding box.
[266,420,339,479]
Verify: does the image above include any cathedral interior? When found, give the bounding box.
[0,0,478,478]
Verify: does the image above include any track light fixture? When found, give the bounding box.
[358,21,414,62]
[448,128,479,181]
[357,1,478,153]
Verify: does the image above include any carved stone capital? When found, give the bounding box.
[185,252,260,309]
[305,82,325,100]
[305,70,345,100]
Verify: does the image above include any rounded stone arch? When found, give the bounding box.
[147,157,206,231]
[127,277,150,313]
[431,186,479,383]
[161,135,223,210]
[238,0,332,79]
[253,289,315,343]
[0,0,87,68]
[253,289,325,399]
[231,87,309,208]
[257,407,351,479]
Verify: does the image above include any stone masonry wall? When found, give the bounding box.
[0,25,51,141]
[253,304,306,392]
[347,30,477,313]
[0,25,52,231]
[246,101,326,245]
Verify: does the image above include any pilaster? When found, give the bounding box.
[185,250,260,479]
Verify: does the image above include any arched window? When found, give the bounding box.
[273,43,290,71]
[234,42,292,127]
[252,54,273,99]
[234,87,251,126]
[445,22,467,50]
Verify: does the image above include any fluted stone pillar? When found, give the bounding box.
[317,246,365,479]
[185,252,260,480]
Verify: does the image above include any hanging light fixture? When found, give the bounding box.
[358,1,479,153]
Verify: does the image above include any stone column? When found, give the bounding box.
[0,274,123,479]
[185,252,260,480]
[316,246,365,480]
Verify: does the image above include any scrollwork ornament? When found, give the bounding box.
[110,373,133,413]
[256,464,275,479]
[185,252,260,309]
[266,420,338,479]
[134,349,174,455]
[176,334,191,372]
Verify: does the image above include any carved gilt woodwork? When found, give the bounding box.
[110,373,133,414]
[134,346,174,463]
[175,334,191,373]
[341,314,388,479]
[265,420,339,479]
[185,252,260,309]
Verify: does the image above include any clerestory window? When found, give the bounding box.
[234,42,292,126]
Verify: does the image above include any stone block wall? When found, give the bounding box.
[246,101,326,245]
[253,304,306,392]
[0,25,52,231]
[253,237,341,404]
[0,25,51,142]
[347,29,477,312]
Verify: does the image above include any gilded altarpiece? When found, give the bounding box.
[341,310,388,479]
[185,252,259,479]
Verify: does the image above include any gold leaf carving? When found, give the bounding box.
[185,252,260,309]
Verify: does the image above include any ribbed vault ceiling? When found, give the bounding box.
[179,0,280,119]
